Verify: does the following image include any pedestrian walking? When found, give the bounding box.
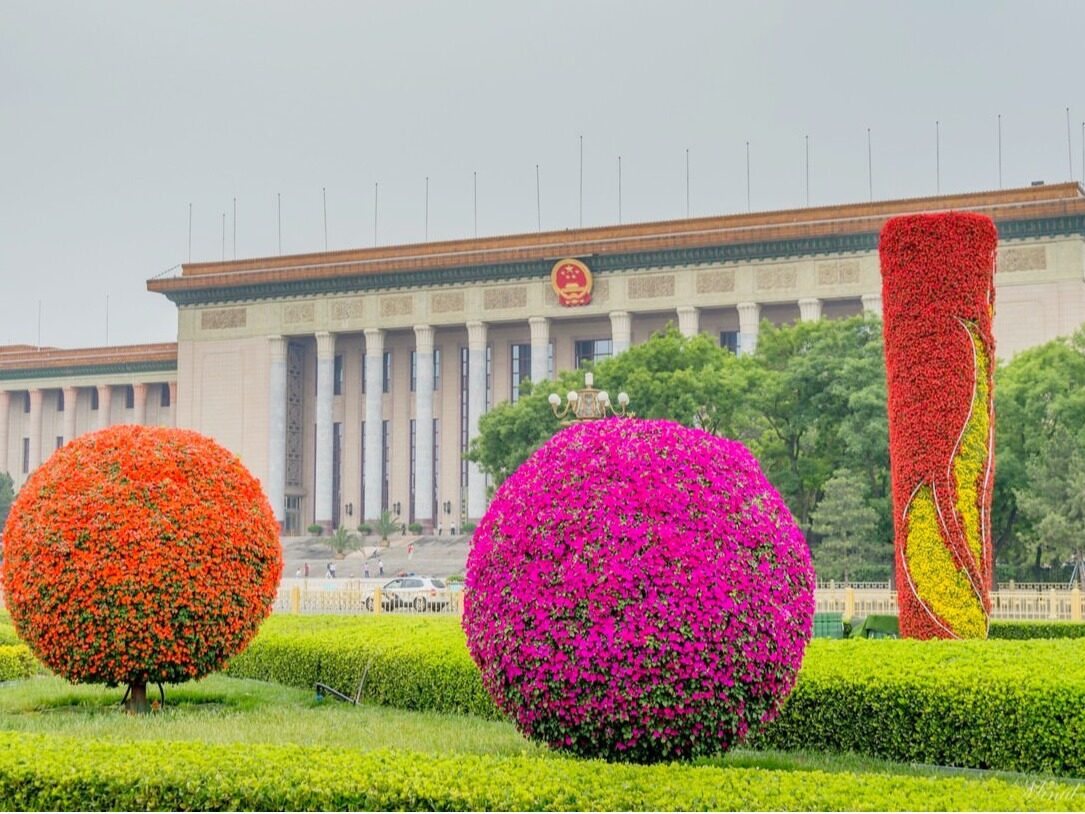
[364,562,370,578]
[378,558,384,576]
[407,542,414,560]
[303,562,310,579]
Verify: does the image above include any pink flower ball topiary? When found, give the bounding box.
[463,418,815,763]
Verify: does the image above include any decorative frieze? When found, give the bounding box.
[997,246,1047,273]
[756,265,798,291]
[200,308,247,330]
[816,259,861,286]
[628,274,675,299]
[431,291,465,313]
[379,295,414,318]
[283,302,315,324]
[696,269,736,294]
[483,286,528,310]
[544,278,608,306]
[329,298,366,320]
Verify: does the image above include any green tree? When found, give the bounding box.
[993,332,1085,571]
[810,468,886,583]
[1014,424,1085,585]
[0,472,14,531]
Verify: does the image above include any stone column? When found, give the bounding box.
[676,306,700,338]
[610,311,632,355]
[413,325,435,532]
[466,321,488,521]
[314,331,336,531]
[28,389,43,472]
[798,297,823,322]
[737,302,761,356]
[363,328,385,523]
[861,293,883,317]
[132,383,148,425]
[97,385,113,430]
[268,336,288,528]
[168,382,179,426]
[528,316,550,384]
[62,387,77,445]
[0,391,10,475]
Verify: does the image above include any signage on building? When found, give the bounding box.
[551,258,593,306]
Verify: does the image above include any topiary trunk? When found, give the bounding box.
[125,681,149,714]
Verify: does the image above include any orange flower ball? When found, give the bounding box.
[1,425,282,687]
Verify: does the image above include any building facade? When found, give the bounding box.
[4,184,1084,535]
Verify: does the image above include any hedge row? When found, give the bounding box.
[224,615,497,717]
[0,645,35,682]
[989,620,1085,639]
[0,731,1078,811]
[228,616,1085,776]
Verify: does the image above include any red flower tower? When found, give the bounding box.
[880,213,997,639]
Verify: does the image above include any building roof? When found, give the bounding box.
[0,343,178,382]
[147,183,1085,305]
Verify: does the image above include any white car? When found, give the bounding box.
[367,576,450,612]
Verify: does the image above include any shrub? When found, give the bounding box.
[759,638,1085,775]
[464,419,815,763]
[460,521,477,533]
[408,522,423,534]
[229,615,1085,776]
[0,644,35,681]
[307,523,324,535]
[0,426,282,711]
[225,615,496,717]
[989,620,1085,639]
[0,731,1076,812]
[327,527,360,557]
[357,523,373,535]
[880,214,997,639]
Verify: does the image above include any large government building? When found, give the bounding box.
[3,183,1084,535]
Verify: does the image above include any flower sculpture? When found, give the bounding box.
[1,425,282,711]
[880,213,997,639]
[463,418,814,763]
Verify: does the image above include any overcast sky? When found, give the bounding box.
[2,1,1083,348]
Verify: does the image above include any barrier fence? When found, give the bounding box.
[273,578,1085,621]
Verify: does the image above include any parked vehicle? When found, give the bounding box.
[366,576,450,612]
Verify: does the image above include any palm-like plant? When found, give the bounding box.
[327,526,360,558]
[375,509,400,547]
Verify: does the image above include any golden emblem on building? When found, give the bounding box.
[551,258,593,306]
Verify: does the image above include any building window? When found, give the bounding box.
[284,495,302,536]
[382,351,392,393]
[360,420,365,519]
[91,389,99,411]
[21,438,29,473]
[23,392,29,414]
[160,385,171,408]
[432,418,439,525]
[332,422,342,529]
[55,436,63,450]
[574,339,613,369]
[124,385,135,409]
[485,344,493,411]
[720,330,739,354]
[510,343,531,403]
[381,419,390,511]
[409,419,416,523]
[361,356,367,394]
[433,348,441,391]
[57,390,65,412]
[460,346,469,506]
[334,354,344,396]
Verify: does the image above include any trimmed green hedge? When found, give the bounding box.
[0,645,34,682]
[229,616,1085,776]
[0,731,1078,811]
[759,638,1085,775]
[989,620,1085,639]
[225,615,497,717]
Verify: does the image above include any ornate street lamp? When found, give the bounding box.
[548,372,630,423]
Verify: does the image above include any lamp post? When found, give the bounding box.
[548,372,630,422]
